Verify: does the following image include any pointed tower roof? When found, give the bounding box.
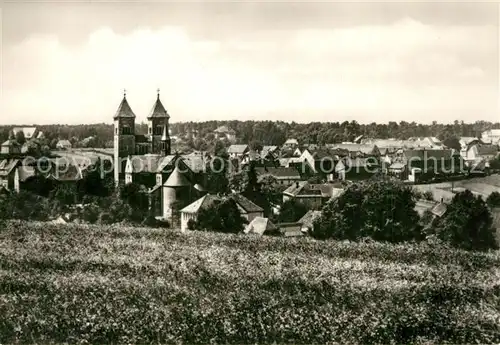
[163,166,190,187]
[113,89,136,119]
[148,89,169,119]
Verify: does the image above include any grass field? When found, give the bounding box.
[1,221,499,344]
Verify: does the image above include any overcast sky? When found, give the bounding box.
[1,1,499,125]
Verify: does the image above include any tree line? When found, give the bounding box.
[1,120,499,149]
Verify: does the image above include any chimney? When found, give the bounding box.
[440,198,443,203]
[295,182,299,188]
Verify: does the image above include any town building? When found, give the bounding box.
[481,129,500,145]
[283,181,344,209]
[214,126,236,142]
[255,167,301,186]
[244,216,277,236]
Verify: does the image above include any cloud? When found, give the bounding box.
[1,18,497,125]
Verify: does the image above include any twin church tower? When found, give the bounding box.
[113,89,171,184]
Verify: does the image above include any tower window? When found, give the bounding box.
[155,126,162,135]
[122,126,131,135]
[115,128,118,135]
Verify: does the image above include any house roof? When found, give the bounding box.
[414,199,447,217]
[244,217,277,236]
[284,138,299,145]
[261,146,278,156]
[227,144,249,154]
[389,162,405,170]
[1,139,19,147]
[255,167,301,180]
[298,210,322,230]
[57,140,72,147]
[12,127,37,138]
[113,95,136,119]
[157,155,178,172]
[229,193,264,213]
[403,149,456,161]
[331,144,378,155]
[163,166,191,187]
[181,155,205,173]
[181,194,221,214]
[470,144,498,156]
[147,93,169,119]
[214,126,234,134]
[0,159,20,176]
[284,181,343,198]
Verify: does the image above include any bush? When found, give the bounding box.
[434,190,498,250]
[187,218,196,230]
[82,203,100,224]
[195,198,248,233]
[313,179,422,242]
[486,191,500,208]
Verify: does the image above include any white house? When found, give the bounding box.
[227,144,249,159]
[465,143,498,162]
[481,129,500,145]
[180,193,264,231]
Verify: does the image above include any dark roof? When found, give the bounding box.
[403,149,456,161]
[181,194,221,213]
[255,167,301,180]
[230,193,264,213]
[474,144,498,156]
[113,95,136,119]
[163,166,191,187]
[147,94,169,119]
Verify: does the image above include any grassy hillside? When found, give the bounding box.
[0,221,499,344]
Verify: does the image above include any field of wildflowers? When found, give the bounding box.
[0,221,499,344]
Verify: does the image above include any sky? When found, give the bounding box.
[1,1,499,125]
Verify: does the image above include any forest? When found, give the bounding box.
[0,120,498,149]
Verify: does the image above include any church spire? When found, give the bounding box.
[113,89,136,119]
[147,89,169,119]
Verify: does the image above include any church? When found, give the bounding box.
[112,90,207,224]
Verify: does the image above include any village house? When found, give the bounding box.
[227,144,249,159]
[0,140,21,155]
[329,143,381,158]
[298,210,322,233]
[464,143,498,162]
[180,193,264,231]
[276,222,305,237]
[394,149,464,182]
[481,129,500,145]
[260,145,280,158]
[0,159,22,192]
[283,181,343,209]
[56,139,72,150]
[335,157,380,181]
[282,138,299,149]
[214,126,236,142]
[244,216,277,236]
[255,167,302,186]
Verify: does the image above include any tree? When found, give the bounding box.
[487,191,500,208]
[313,179,422,242]
[443,136,461,151]
[15,131,25,145]
[119,182,149,211]
[434,190,497,250]
[277,199,307,223]
[195,198,248,233]
[249,140,263,152]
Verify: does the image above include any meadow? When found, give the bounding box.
[0,221,499,344]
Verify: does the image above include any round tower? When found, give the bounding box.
[162,166,191,225]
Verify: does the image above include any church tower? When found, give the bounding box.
[113,89,136,185]
[148,89,170,155]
